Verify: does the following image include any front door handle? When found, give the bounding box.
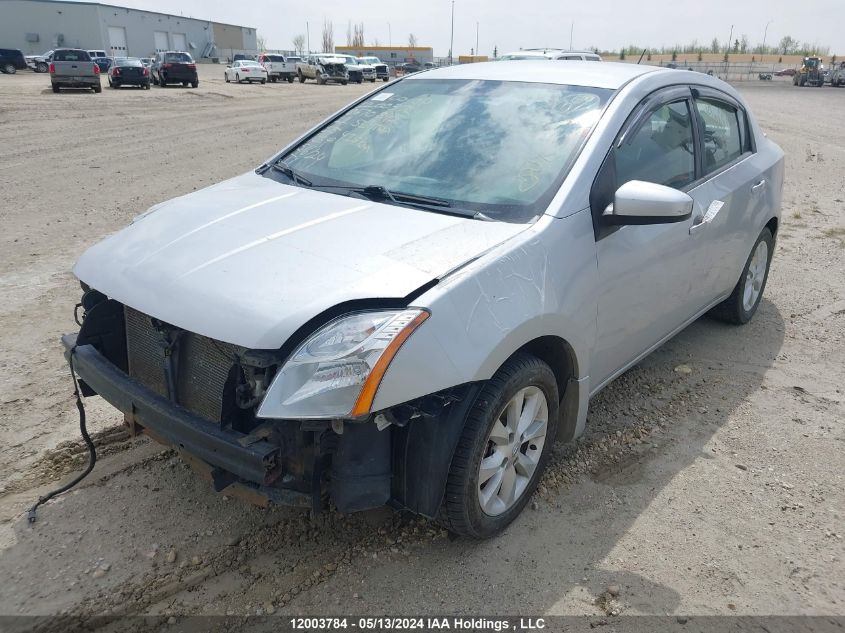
[689,215,706,236]
[751,179,767,194]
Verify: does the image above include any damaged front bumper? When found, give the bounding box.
[61,334,301,499]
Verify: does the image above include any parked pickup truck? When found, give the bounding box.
[357,56,390,81]
[258,54,296,83]
[296,54,348,85]
[49,48,101,93]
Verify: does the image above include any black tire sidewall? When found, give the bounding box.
[736,227,775,323]
[443,354,559,538]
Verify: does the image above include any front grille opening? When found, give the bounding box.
[124,305,266,430]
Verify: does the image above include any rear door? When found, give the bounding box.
[686,88,761,301]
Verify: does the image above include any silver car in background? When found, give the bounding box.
[66,62,783,537]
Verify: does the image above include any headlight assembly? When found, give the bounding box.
[256,309,429,419]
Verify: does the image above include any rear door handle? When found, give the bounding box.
[751,179,767,194]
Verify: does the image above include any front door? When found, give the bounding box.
[591,91,708,387]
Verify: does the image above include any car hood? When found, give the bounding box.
[74,172,527,349]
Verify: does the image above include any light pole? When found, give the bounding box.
[476,22,479,58]
[449,0,455,65]
[569,21,574,50]
[761,20,773,64]
[306,21,310,54]
[388,22,392,47]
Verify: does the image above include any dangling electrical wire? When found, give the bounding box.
[27,345,97,524]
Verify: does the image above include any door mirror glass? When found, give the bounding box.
[605,180,693,225]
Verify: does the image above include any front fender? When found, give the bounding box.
[372,211,598,412]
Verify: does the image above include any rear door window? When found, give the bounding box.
[694,99,745,173]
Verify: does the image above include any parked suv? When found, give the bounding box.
[0,48,27,74]
[152,51,198,87]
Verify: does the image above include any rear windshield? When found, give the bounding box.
[54,50,91,62]
[165,52,192,63]
[117,58,143,67]
[265,55,285,62]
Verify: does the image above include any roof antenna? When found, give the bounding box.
[637,49,647,64]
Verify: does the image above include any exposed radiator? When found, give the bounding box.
[124,306,242,423]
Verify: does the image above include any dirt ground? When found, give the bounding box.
[0,66,842,624]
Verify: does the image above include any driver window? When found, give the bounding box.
[694,99,743,173]
[615,100,695,190]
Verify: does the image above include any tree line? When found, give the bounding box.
[606,35,831,58]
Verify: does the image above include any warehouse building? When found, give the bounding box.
[0,0,257,60]
[335,45,434,66]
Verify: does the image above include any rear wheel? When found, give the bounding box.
[143,82,150,90]
[709,227,774,324]
[37,62,48,73]
[93,83,102,93]
[383,77,389,82]
[51,83,60,93]
[287,76,294,83]
[3,63,16,74]
[298,71,305,83]
[191,80,198,88]
[439,353,559,538]
[261,78,266,84]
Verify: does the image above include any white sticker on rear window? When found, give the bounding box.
[370,92,393,101]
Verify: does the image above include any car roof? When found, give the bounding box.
[406,61,665,89]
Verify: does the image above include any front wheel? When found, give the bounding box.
[298,71,305,83]
[709,227,774,324]
[3,63,16,74]
[439,353,559,538]
[287,76,294,83]
[37,62,48,73]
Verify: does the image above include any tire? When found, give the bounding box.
[708,227,774,325]
[287,76,294,83]
[261,78,266,84]
[51,84,60,93]
[298,71,305,83]
[225,73,229,83]
[342,80,348,85]
[143,82,150,90]
[191,80,198,88]
[357,79,362,84]
[182,81,188,87]
[236,74,240,83]
[439,353,559,539]
[3,64,16,74]
[93,83,102,93]
[37,62,48,73]
[370,78,376,82]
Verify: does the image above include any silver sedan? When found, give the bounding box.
[68,61,783,538]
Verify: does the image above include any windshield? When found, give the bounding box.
[165,52,192,63]
[361,57,381,64]
[342,57,357,64]
[275,79,611,222]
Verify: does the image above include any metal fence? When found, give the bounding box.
[653,60,796,81]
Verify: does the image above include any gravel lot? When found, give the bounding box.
[0,66,843,622]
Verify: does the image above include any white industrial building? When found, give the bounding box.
[0,0,257,60]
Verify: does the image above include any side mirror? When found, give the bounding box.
[604,180,693,225]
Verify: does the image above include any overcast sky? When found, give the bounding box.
[65,0,844,56]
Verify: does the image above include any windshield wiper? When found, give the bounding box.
[352,185,452,208]
[272,161,312,187]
